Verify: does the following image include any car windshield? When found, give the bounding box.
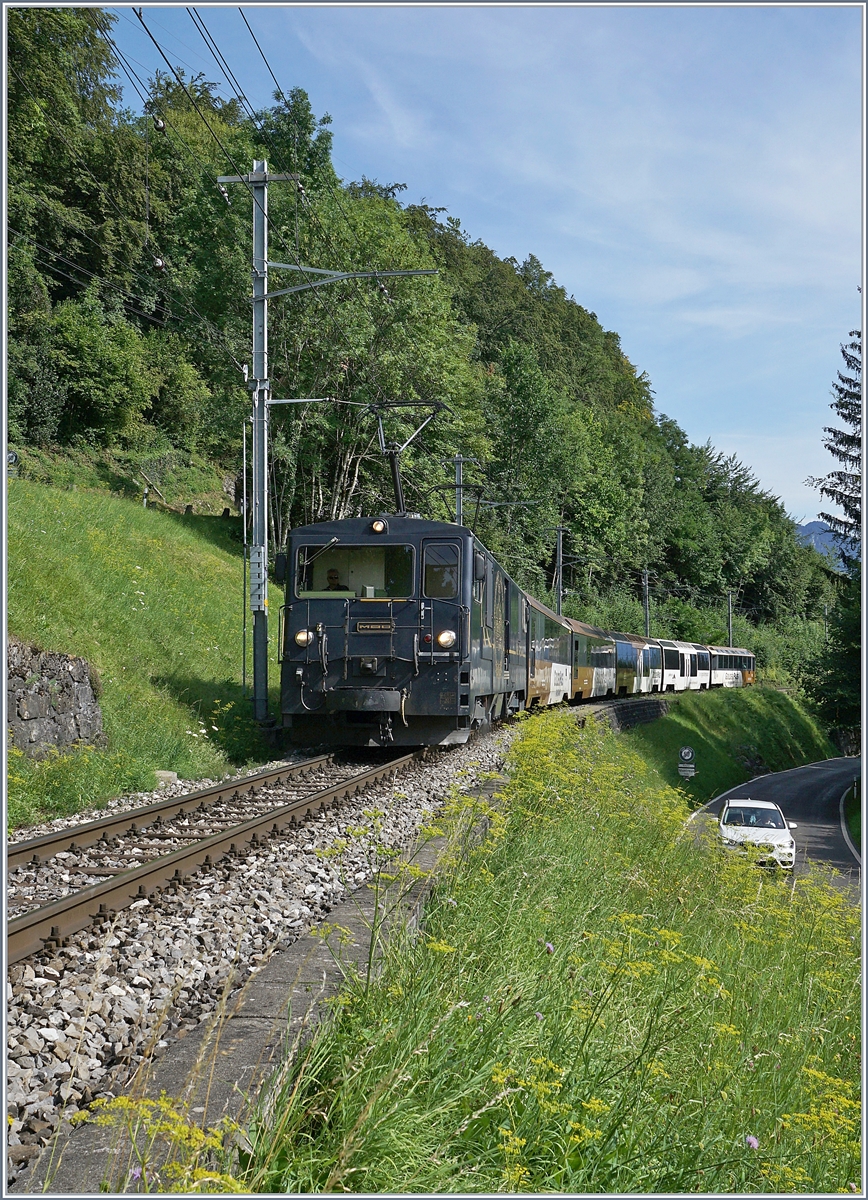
[296,544,414,599]
[723,806,785,829]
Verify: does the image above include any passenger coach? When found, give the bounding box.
[708,646,756,688]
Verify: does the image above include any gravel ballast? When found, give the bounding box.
[6,732,511,1186]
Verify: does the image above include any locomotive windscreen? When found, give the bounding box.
[422,542,460,598]
[296,544,414,598]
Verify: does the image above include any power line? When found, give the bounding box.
[10,63,249,371]
[134,7,363,400]
[9,227,169,315]
[104,30,240,212]
[13,244,169,329]
[12,208,173,323]
[194,6,393,350]
[235,9,400,320]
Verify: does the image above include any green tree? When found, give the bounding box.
[807,329,862,568]
[802,569,861,738]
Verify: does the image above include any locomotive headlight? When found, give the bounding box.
[436,629,457,648]
[294,629,314,647]
[371,519,388,534]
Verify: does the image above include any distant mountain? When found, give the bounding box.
[796,522,842,564]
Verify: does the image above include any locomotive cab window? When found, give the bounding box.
[296,544,414,599]
[423,543,460,599]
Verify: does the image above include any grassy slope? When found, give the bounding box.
[623,687,835,806]
[15,445,235,515]
[6,480,280,827]
[222,711,859,1195]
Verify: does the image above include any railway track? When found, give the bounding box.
[6,697,667,966]
[6,751,422,965]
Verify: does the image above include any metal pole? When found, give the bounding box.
[251,159,270,724]
[643,568,650,638]
[455,455,463,526]
[555,526,563,616]
[824,604,828,644]
[215,162,429,724]
[727,591,733,648]
[242,420,248,698]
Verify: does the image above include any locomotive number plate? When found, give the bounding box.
[356,620,394,632]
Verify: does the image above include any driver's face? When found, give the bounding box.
[327,571,339,585]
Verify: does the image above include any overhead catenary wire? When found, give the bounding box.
[132,6,358,378]
[122,8,437,426]
[202,8,429,427]
[9,63,250,373]
[189,3,400,385]
[179,6,442,465]
[234,8,404,351]
[11,244,171,331]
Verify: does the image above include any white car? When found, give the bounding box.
[718,798,797,870]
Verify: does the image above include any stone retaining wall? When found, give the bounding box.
[6,639,104,758]
[599,696,670,731]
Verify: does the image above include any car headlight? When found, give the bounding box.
[436,629,457,648]
[294,629,314,647]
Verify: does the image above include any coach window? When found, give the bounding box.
[423,543,460,599]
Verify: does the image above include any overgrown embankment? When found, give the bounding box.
[623,687,835,806]
[206,711,856,1194]
[6,480,279,828]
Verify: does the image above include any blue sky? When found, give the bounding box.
[110,3,864,522]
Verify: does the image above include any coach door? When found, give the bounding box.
[492,571,506,682]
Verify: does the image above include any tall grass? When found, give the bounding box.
[844,779,860,850]
[234,712,859,1193]
[7,481,280,827]
[623,686,835,806]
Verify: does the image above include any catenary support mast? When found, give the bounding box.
[219,161,438,723]
[219,161,296,723]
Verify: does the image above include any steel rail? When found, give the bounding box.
[8,752,419,964]
[7,755,333,871]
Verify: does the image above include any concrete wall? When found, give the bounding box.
[6,638,105,758]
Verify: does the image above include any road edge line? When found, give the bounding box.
[838,782,861,866]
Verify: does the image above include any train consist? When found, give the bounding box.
[277,515,755,747]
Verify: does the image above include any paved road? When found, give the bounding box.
[693,757,861,886]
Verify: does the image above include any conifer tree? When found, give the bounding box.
[808,329,862,567]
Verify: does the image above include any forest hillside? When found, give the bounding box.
[6,8,842,684]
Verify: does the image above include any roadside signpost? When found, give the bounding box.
[678,745,696,779]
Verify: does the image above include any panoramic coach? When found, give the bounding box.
[708,646,756,688]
